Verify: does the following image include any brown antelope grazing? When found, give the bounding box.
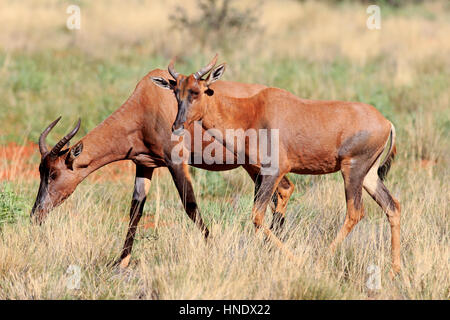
[151,55,402,274]
[31,68,295,269]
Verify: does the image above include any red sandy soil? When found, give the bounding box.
[0,142,39,181]
[0,142,144,182]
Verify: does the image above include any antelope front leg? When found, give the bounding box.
[252,172,296,261]
[244,165,295,235]
[270,176,294,235]
[168,163,210,238]
[117,166,154,269]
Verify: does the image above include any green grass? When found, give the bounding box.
[0,182,28,226]
[1,50,448,160]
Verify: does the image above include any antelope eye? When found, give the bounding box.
[189,89,199,97]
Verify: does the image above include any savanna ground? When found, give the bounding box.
[0,0,449,299]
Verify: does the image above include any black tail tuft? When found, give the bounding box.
[377,150,395,181]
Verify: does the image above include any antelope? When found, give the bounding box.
[151,55,402,274]
[31,66,295,269]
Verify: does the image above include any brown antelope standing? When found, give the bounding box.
[31,67,295,268]
[151,55,402,274]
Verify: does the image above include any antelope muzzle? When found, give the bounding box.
[172,100,188,136]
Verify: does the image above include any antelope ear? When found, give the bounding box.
[205,63,226,86]
[150,77,172,90]
[65,141,83,170]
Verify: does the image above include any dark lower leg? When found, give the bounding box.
[169,164,209,238]
[118,170,152,268]
[252,173,296,260]
[119,198,146,266]
[247,167,293,234]
[270,176,294,233]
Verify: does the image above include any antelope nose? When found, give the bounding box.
[172,124,185,136]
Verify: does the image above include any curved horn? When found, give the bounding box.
[168,57,180,80]
[193,54,218,80]
[39,116,62,156]
[50,118,81,157]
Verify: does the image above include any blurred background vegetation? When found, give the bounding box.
[0,0,448,165]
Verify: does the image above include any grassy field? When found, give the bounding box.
[0,0,449,299]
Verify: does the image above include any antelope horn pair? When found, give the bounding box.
[168,54,218,80]
[39,117,81,157]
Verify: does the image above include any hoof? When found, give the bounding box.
[389,265,401,280]
[119,254,131,269]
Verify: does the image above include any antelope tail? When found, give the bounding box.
[377,122,396,181]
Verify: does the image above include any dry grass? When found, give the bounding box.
[2,0,450,65]
[0,0,449,299]
[0,161,448,299]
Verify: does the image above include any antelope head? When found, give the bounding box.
[150,54,226,135]
[31,117,84,224]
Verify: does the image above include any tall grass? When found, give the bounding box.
[0,0,448,299]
